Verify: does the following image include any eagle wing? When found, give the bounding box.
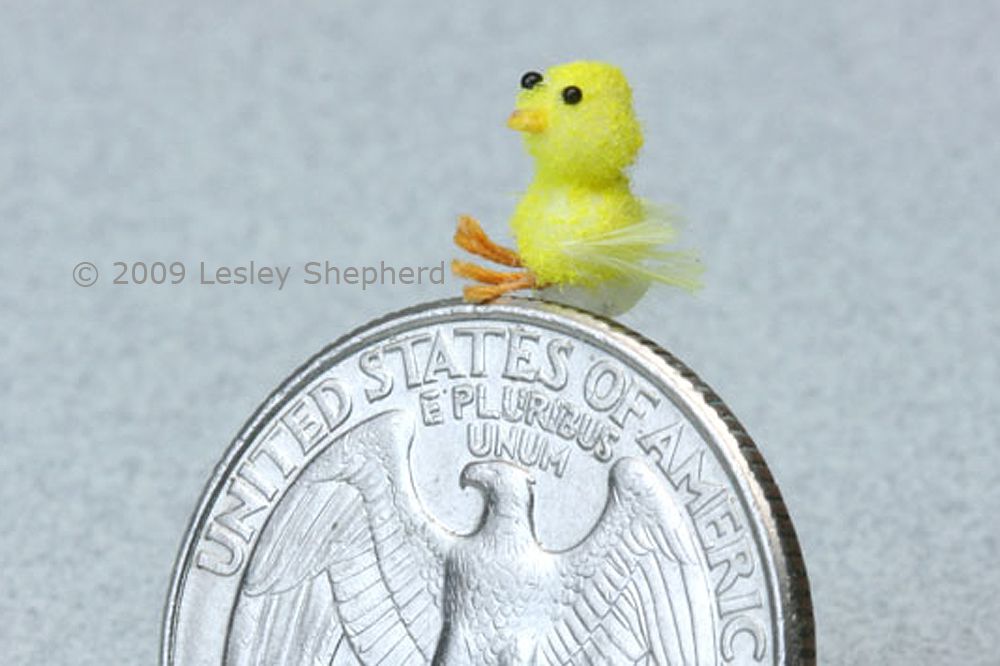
[225,410,449,666]
[536,457,718,666]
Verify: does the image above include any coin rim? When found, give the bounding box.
[161,297,815,665]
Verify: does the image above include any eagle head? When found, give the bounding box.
[459,460,536,525]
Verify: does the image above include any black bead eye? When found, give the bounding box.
[520,71,543,90]
[561,85,583,105]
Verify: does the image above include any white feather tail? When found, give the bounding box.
[559,205,704,292]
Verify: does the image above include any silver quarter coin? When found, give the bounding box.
[163,298,814,665]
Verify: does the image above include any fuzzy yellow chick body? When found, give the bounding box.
[453,61,701,313]
[510,62,646,287]
[512,177,648,287]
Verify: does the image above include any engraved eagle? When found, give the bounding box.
[226,410,717,665]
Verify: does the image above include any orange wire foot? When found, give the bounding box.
[454,215,522,267]
[453,215,537,302]
[462,272,536,303]
[451,259,525,284]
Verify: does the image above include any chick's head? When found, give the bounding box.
[509,61,642,184]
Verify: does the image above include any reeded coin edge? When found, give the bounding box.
[161,296,815,666]
[603,313,816,666]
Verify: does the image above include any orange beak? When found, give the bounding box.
[507,109,547,134]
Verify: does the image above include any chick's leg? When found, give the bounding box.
[451,259,525,284]
[462,272,537,303]
[454,215,522,267]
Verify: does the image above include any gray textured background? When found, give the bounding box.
[1,1,998,664]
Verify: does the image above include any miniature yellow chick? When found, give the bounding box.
[453,61,702,315]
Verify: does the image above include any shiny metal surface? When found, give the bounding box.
[163,298,814,665]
